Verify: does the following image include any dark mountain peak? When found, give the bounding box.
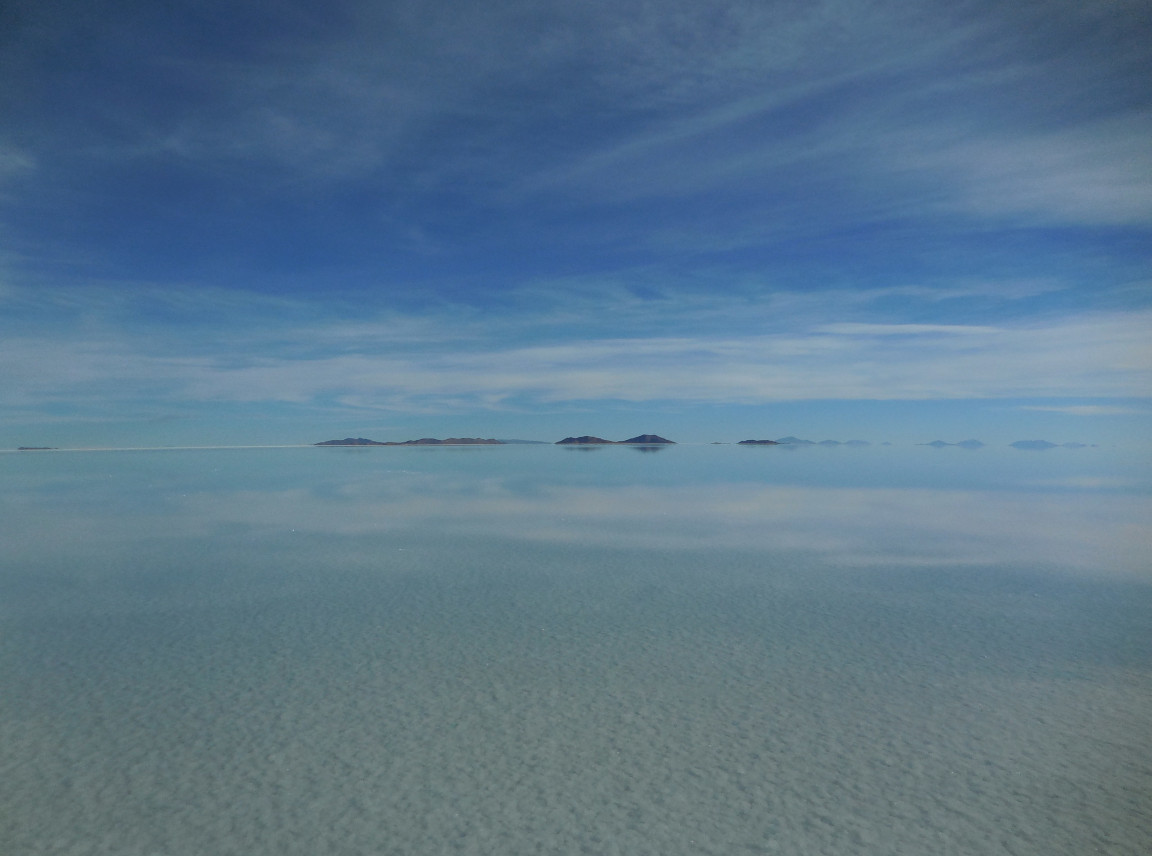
[556,436,614,444]
[620,434,674,444]
[1010,440,1057,450]
[738,439,780,445]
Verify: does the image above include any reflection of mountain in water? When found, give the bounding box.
[556,435,675,445]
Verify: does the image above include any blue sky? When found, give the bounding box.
[1,0,1150,446]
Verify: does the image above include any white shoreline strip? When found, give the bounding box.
[1,445,320,453]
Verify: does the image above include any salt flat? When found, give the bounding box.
[2,445,1149,855]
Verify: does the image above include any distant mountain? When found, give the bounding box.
[496,439,550,444]
[922,439,985,449]
[315,437,388,446]
[556,434,675,444]
[1010,439,1057,450]
[738,439,780,445]
[776,436,815,444]
[316,437,503,446]
[17,446,56,451]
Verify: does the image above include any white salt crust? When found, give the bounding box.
[3,542,1150,856]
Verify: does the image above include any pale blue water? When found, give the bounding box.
[2,444,1150,855]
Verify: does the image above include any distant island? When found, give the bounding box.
[556,434,675,445]
[17,446,56,451]
[309,435,1093,451]
[622,434,674,444]
[316,435,677,446]
[315,437,503,446]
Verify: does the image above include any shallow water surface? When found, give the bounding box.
[2,445,1150,854]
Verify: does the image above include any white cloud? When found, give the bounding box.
[816,323,1003,336]
[0,144,34,179]
[3,289,1149,413]
[912,112,1152,226]
[1019,405,1149,417]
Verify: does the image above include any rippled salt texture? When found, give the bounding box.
[1,445,1150,855]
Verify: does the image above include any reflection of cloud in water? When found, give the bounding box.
[146,476,1152,579]
[4,463,1149,581]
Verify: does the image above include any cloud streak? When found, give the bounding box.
[1019,405,1149,417]
[7,469,1150,580]
[3,282,1148,415]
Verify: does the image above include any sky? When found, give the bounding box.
[1,0,1150,447]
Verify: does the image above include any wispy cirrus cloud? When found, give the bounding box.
[9,472,1149,579]
[8,0,1147,234]
[1019,405,1150,417]
[0,144,34,186]
[815,323,1004,337]
[910,112,1152,227]
[3,281,1148,415]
